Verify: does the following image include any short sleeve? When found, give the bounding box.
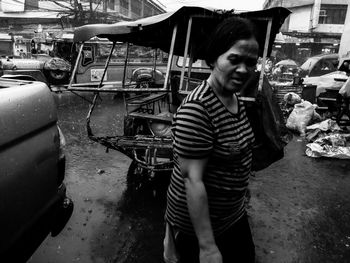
[172,100,214,159]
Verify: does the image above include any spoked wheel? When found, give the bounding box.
[126,160,171,198]
[126,160,149,192]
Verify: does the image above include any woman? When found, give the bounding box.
[164,16,259,263]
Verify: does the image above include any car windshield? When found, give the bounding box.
[300,57,318,71]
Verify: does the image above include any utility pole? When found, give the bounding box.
[310,0,322,30]
[339,3,350,63]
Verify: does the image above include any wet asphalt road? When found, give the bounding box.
[29,91,350,263]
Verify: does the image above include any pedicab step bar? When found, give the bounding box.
[89,135,173,150]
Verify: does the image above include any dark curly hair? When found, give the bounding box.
[204,16,257,69]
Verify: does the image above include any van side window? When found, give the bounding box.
[81,45,94,66]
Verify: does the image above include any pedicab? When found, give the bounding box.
[67,6,290,191]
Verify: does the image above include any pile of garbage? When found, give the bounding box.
[305,119,350,159]
[283,93,321,136]
[281,92,350,159]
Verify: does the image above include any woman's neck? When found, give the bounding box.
[207,76,233,97]
[207,77,238,114]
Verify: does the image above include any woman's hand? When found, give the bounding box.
[200,245,222,263]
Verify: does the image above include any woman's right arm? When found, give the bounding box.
[179,156,222,263]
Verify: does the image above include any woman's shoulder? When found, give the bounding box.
[176,81,213,119]
[184,80,213,104]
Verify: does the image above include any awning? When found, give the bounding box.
[73,6,291,58]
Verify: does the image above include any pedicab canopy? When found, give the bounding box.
[73,6,291,59]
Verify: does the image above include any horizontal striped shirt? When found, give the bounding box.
[165,80,255,236]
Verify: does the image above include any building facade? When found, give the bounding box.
[112,0,165,19]
[263,0,348,63]
[0,0,166,55]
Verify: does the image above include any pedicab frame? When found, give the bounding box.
[67,6,291,181]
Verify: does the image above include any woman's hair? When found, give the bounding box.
[204,16,257,69]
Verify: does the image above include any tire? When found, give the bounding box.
[45,70,69,85]
[126,160,171,199]
[50,197,74,237]
[126,160,149,192]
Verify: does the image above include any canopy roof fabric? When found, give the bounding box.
[73,6,291,58]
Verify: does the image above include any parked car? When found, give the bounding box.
[0,78,73,262]
[299,53,339,77]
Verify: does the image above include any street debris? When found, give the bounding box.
[305,119,350,159]
[97,169,105,175]
[286,100,320,136]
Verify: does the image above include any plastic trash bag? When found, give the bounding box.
[242,72,291,171]
[286,100,316,136]
[306,119,342,132]
[305,119,342,142]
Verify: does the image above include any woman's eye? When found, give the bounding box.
[229,57,242,65]
[228,55,257,67]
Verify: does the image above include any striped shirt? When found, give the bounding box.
[165,80,255,236]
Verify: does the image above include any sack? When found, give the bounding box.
[286,100,316,136]
[242,72,291,171]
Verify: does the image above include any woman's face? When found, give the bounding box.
[211,38,259,93]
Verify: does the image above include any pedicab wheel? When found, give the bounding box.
[126,160,171,198]
[50,197,74,237]
[126,160,149,192]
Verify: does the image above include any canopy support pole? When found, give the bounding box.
[98,41,116,89]
[68,43,84,89]
[122,42,130,89]
[153,49,158,80]
[163,24,178,91]
[86,41,116,137]
[258,18,272,92]
[179,17,193,92]
[186,50,194,92]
